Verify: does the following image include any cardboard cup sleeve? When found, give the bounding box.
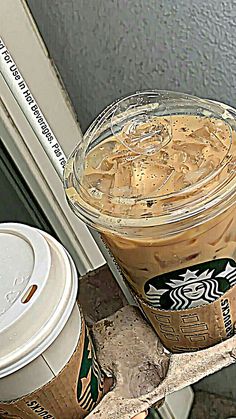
[0,318,105,419]
[136,285,236,353]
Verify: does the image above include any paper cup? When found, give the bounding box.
[0,223,105,418]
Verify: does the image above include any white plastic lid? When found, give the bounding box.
[0,223,78,378]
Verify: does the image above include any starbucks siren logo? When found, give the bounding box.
[144,259,236,310]
[77,329,104,412]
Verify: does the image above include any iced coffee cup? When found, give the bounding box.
[64,91,236,352]
[0,223,105,418]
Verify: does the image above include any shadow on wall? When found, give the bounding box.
[28,0,236,132]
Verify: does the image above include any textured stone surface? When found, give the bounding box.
[78,265,128,325]
[28,0,236,131]
[190,391,236,418]
[194,361,236,401]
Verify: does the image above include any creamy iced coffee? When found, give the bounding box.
[64,91,236,351]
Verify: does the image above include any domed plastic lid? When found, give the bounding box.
[0,223,78,378]
[64,91,236,235]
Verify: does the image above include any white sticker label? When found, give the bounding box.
[0,37,67,177]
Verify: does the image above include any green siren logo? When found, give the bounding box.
[77,331,104,412]
[144,258,236,310]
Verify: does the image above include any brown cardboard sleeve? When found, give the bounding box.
[0,316,105,419]
[136,284,236,353]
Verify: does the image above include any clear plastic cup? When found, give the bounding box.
[64,91,236,352]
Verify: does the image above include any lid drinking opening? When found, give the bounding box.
[21,285,38,304]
